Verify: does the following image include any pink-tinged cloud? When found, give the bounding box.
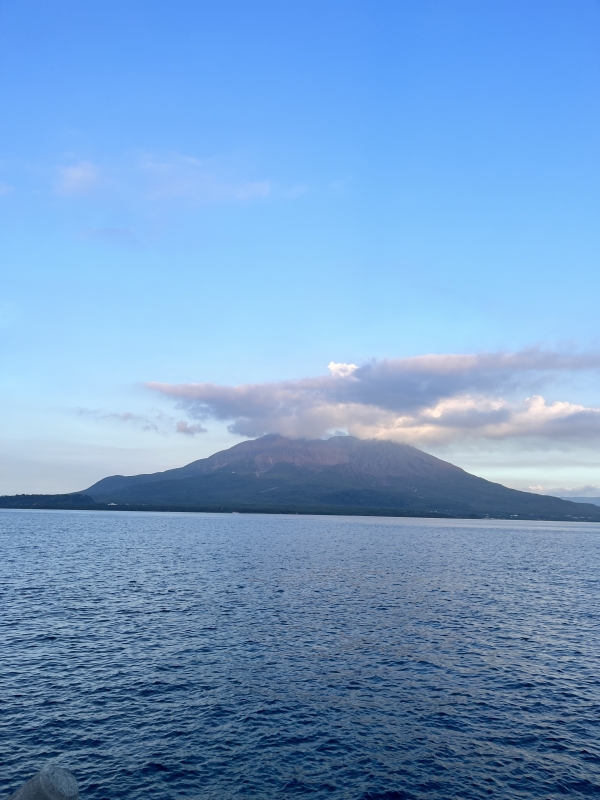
[176,420,207,436]
[146,348,600,445]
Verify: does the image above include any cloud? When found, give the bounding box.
[146,348,600,445]
[52,152,274,210]
[77,408,162,432]
[56,161,100,195]
[176,420,207,436]
[76,408,174,434]
[328,361,358,378]
[137,153,271,204]
[530,484,600,497]
[0,183,14,196]
[283,183,309,199]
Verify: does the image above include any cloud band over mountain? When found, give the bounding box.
[146,349,600,445]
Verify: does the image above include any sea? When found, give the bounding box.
[1,510,599,799]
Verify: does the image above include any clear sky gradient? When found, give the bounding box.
[1,0,599,494]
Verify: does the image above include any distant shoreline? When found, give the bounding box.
[2,493,600,522]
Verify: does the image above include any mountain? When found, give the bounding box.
[74,434,600,520]
[3,435,599,520]
[559,497,600,507]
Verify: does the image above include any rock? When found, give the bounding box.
[6,765,78,800]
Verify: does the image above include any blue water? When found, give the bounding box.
[1,511,600,799]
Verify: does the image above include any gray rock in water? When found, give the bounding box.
[6,765,78,800]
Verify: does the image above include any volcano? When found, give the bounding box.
[71,434,600,520]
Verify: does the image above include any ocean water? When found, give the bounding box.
[1,511,599,799]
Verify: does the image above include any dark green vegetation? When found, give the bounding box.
[2,435,600,521]
[0,493,95,510]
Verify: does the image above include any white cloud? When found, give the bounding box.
[0,183,14,196]
[283,184,309,199]
[529,484,600,497]
[328,362,358,378]
[137,153,271,204]
[52,152,275,210]
[56,161,100,195]
[146,348,600,446]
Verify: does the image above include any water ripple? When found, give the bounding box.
[1,510,599,798]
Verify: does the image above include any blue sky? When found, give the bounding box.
[1,0,600,494]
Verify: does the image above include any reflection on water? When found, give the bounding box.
[1,510,599,799]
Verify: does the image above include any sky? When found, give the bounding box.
[1,0,600,496]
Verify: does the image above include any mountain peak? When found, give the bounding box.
[177,433,463,480]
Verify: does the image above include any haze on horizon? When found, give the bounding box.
[1,0,599,497]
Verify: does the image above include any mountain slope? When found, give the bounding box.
[559,497,600,506]
[81,434,600,520]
